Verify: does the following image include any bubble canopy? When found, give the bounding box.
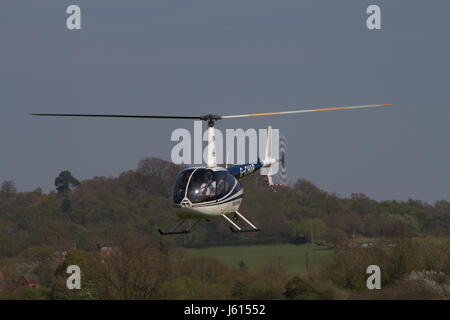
[172,168,238,204]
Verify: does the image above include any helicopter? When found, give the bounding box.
[32,103,393,235]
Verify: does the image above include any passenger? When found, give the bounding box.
[178,174,189,195]
[199,171,216,199]
[216,177,225,198]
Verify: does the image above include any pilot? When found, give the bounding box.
[199,171,216,199]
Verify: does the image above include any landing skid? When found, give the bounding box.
[158,229,191,236]
[158,219,200,236]
[230,228,260,233]
[223,211,260,233]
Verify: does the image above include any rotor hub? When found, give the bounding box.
[199,114,221,127]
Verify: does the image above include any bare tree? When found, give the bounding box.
[98,236,170,299]
[1,180,16,193]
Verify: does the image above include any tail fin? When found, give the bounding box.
[263,126,276,169]
[265,125,272,161]
[262,126,277,186]
[261,126,285,188]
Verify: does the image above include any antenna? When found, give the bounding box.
[225,150,230,169]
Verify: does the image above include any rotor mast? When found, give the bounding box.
[202,115,220,168]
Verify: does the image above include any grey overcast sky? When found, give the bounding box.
[1,0,449,203]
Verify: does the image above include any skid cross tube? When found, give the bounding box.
[223,211,260,233]
[222,214,241,231]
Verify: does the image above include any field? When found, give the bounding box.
[187,243,334,275]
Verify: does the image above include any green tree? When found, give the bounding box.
[384,215,418,237]
[294,179,321,195]
[55,170,80,195]
[238,260,248,272]
[0,233,17,257]
[284,276,322,300]
[61,198,72,213]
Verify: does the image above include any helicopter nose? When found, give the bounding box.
[181,198,191,208]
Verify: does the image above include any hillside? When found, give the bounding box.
[0,157,449,299]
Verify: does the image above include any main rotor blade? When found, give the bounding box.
[220,104,393,119]
[31,104,393,122]
[30,113,201,120]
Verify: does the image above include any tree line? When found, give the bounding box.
[0,157,449,299]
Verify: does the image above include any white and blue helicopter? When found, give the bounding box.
[32,103,392,235]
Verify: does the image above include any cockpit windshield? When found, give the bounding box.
[187,169,216,203]
[187,169,236,203]
[172,168,236,204]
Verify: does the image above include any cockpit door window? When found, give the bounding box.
[172,169,195,204]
